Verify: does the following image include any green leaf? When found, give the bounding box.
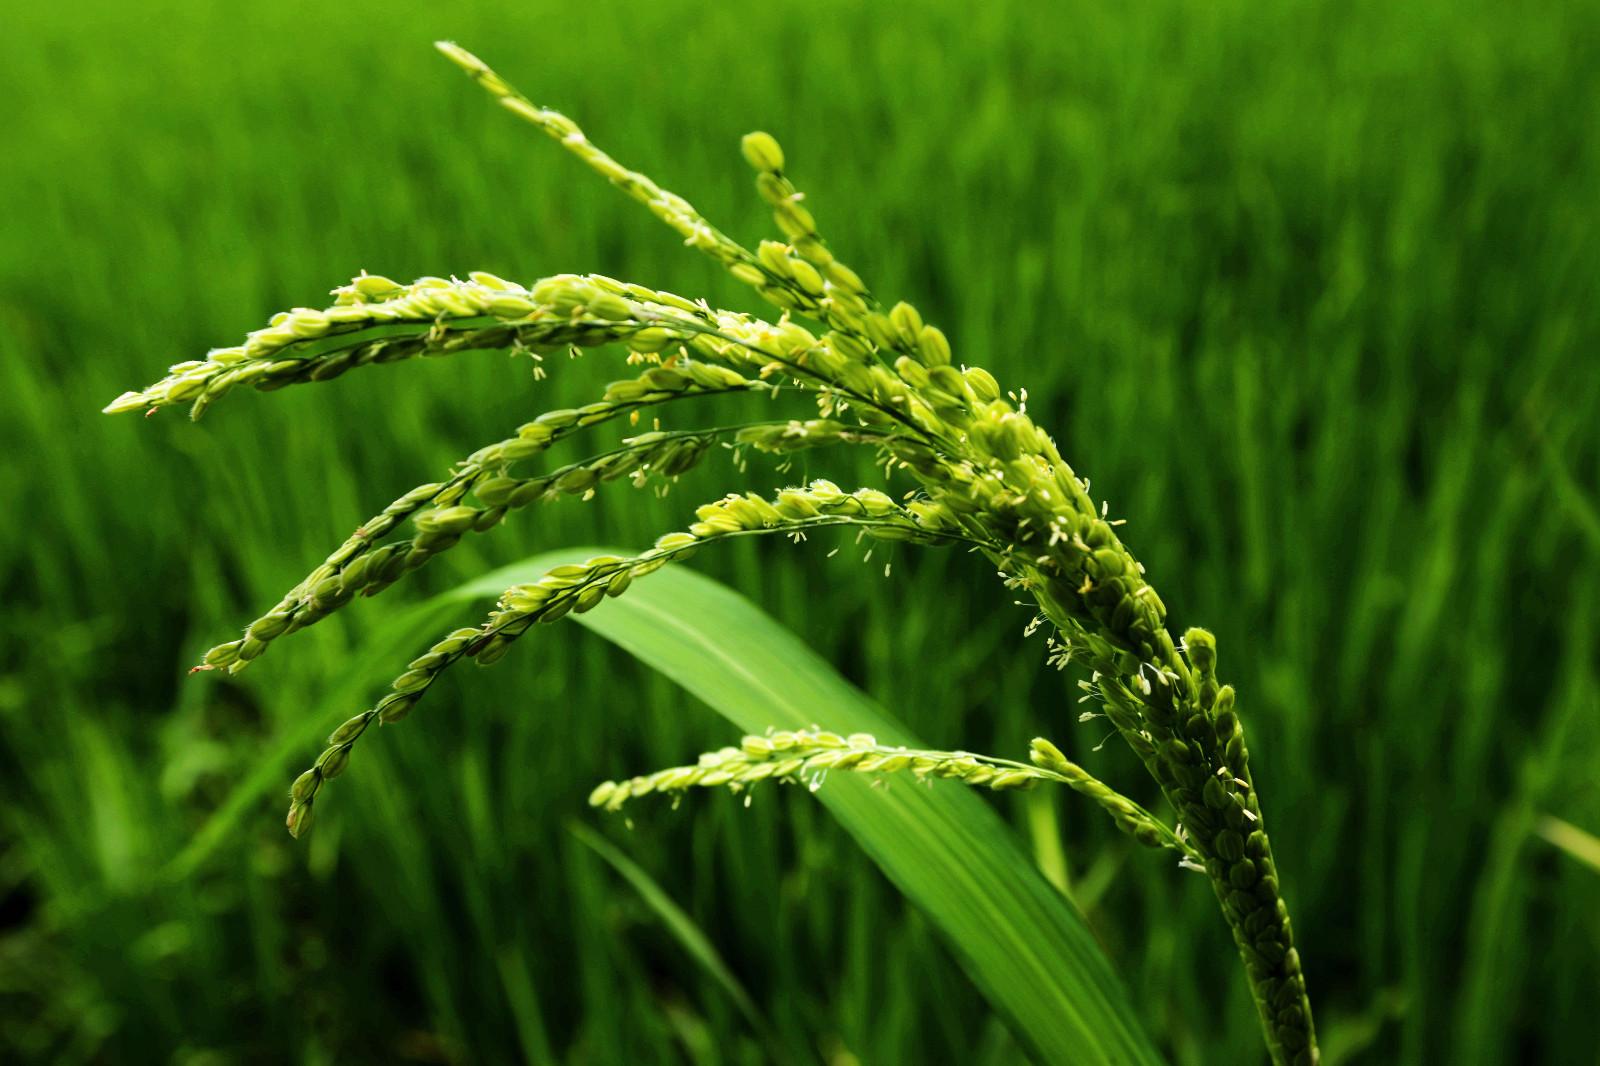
[163,596,467,882]
[459,550,1164,1066]
[569,820,772,1043]
[1536,814,1600,874]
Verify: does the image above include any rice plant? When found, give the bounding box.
[108,43,1319,1064]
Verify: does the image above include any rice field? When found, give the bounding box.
[2,0,1597,1061]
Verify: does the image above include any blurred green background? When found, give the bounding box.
[3,0,1597,1062]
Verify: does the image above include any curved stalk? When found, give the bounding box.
[594,730,1197,860]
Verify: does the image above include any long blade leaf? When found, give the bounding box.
[457,551,1163,1066]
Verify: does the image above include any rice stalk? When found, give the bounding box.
[106,42,1320,1064]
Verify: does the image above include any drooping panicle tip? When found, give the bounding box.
[102,391,146,415]
[1029,736,1069,771]
[285,802,313,839]
[433,40,482,73]
[434,42,514,100]
[740,131,785,173]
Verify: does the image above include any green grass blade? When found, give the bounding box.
[162,598,465,882]
[569,821,772,1043]
[456,550,1164,1066]
[494,945,558,1066]
[1536,815,1600,874]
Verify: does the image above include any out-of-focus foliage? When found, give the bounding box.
[1,0,1596,1062]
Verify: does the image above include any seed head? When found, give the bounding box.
[740,131,786,173]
